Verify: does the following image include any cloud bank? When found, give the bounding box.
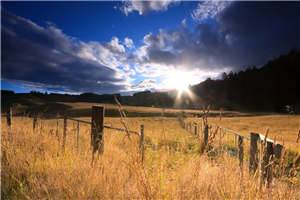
[2,11,134,93]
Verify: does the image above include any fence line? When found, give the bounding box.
[183,119,287,188]
[211,124,250,140]
[67,117,91,125]
[67,116,140,135]
[3,106,144,164]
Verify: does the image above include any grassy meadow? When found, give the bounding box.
[1,109,300,199]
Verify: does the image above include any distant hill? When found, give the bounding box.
[2,50,300,113]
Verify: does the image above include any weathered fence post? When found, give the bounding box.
[56,119,59,141]
[261,141,274,187]
[33,115,37,130]
[91,106,105,157]
[249,132,260,174]
[194,123,198,136]
[139,124,145,163]
[6,107,12,127]
[201,124,209,153]
[238,136,244,169]
[62,115,67,152]
[274,144,283,160]
[204,125,209,146]
[76,121,80,152]
[274,143,283,177]
[6,107,12,141]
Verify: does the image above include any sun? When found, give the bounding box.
[163,70,199,105]
[164,70,193,93]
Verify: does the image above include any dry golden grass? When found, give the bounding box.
[2,116,300,199]
[208,115,300,151]
[60,102,241,116]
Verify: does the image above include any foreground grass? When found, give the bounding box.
[2,116,300,199]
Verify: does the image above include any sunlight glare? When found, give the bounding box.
[164,70,192,93]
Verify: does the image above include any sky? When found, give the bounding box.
[2,1,300,94]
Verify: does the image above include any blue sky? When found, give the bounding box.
[2,1,196,42]
[2,1,300,94]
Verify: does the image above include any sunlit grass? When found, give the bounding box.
[2,116,300,199]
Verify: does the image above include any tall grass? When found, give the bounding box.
[2,116,300,199]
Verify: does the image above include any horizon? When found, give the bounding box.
[2,1,300,95]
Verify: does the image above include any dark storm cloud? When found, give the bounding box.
[2,11,126,93]
[137,2,300,72]
[216,2,300,67]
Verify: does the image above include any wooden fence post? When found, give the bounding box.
[187,122,189,132]
[140,124,145,163]
[56,119,59,141]
[249,132,260,174]
[91,106,105,156]
[261,141,274,187]
[274,143,283,177]
[204,125,209,146]
[62,115,67,152]
[194,123,198,136]
[274,144,283,160]
[33,115,37,130]
[6,107,12,127]
[6,107,12,141]
[76,121,80,152]
[238,136,244,169]
[201,124,209,153]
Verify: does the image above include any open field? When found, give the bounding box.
[185,115,300,152]
[60,102,244,117]
[2,113,300,199]
[8,100,278,118]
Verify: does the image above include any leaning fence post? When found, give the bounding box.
[238,136,244,169]
[261,141,274,187]
[249,132,260,174]
[62,115,67,152]
[139,124,145,163]
[91,106,105,156]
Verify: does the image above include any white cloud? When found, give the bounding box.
[121,0,178,16]
[108,37,125,53]
[124,37,134,49]
[192,1,231,22]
